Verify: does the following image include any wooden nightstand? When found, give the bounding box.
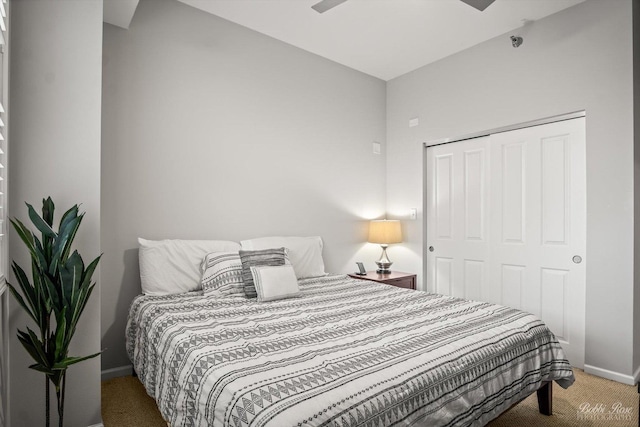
[348,271,417,290]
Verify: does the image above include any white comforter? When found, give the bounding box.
[126,274,574,427]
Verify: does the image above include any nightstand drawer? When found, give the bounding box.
[348,271,417,290]
[384,277,415,289]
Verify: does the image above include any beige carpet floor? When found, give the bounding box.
[102,369,638,426]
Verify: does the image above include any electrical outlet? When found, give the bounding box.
[409,117,419,128]
[372,141,381,154]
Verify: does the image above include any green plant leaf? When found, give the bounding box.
[27,363,56,376]
[42,274,61,317]
[7,282,36,324]
[27,202,57,239]
[41,198,55,263]
[29,265,49,331]
[80,255,101,290]
[56,206,82,262]
[10,262,37,318]
[17,328,49,368]
[42,197,55,227]
[49,370,64,388]
[50,215,81,276]
[64,283,95,350]
[54,307,67,361]
[72,256,100,326]
[10,218,40,267]
[58,204,78,232]
[60,251,83,307]
[32,236,49,274]
[52,351,101,370]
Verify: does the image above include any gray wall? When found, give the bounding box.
[386,0,636,381]
[9,0,103,425]
[101,0,386,370]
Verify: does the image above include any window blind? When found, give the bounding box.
[0,1,9,426]
[0,0,6,284]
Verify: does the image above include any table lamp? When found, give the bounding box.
[368,219,402,274]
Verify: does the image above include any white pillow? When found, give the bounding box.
[138,238,240,295]
[240,236,327,279]
[250,265,300,302]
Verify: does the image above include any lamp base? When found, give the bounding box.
[375,244,393,275]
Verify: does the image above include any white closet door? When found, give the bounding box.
[426,136,492,301]
[426,117,586,368]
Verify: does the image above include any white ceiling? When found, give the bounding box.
[176,0,584,81]
[104,0,140,29]
[103,0,585,80]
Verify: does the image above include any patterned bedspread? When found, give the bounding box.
[126,274,574,427]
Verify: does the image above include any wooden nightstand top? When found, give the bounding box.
[348,271,417,290]
[348,271,413,282]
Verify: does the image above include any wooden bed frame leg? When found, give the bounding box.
[536,381,552,416]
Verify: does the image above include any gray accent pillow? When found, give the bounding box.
[239,247,288,298]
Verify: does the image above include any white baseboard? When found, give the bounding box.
[101,364,133,381]
[633,364,640,385]
[584,364,636,385]
[87,423,104,427]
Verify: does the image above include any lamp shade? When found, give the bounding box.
[368,220,402,244]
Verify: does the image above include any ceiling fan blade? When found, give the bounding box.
[460,0,496,12]
[311,0,349,14]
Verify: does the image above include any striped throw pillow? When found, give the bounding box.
[239,247,288,298]
[201,252,244,297]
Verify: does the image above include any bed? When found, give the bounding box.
[126,273,574,427]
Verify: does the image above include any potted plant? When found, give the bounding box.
[8,197,101,427]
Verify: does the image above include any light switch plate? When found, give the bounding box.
[372,141,381,154]
[409,117,419,128]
